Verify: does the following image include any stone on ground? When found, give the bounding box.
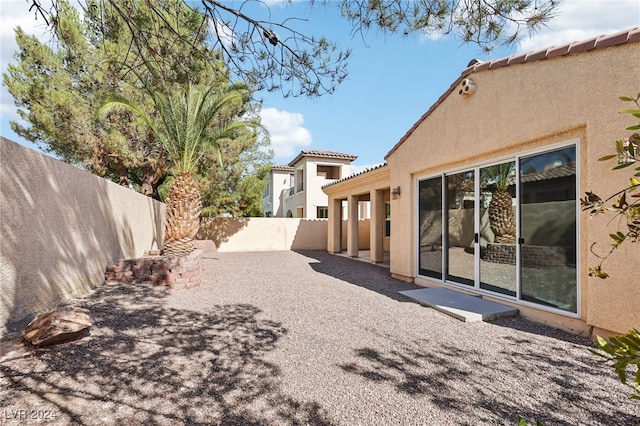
[23,306,92,346]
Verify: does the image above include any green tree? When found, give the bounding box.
[102,80,257,255]
[581,95,640,402]
[26,0,560,98]
[591,329,640,400]
[5,0,273,212]
[200,134,272,218]
[581,94,640,279]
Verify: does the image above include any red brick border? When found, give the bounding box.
[105,249,203,289]
[482,243,567,268]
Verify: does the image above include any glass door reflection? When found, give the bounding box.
[519,147,577,312]
[479,161,517,296]
[418,177,443,279]
[445,170,475,286]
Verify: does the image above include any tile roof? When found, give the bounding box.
[384,27,640,160]
[289,150,358,166]
[520,162,576,183]
[322,163,388,189]
[271,164,294,172]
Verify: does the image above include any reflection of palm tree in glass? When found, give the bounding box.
[482,162,515,243]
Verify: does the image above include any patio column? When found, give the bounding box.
[370,189,384,263]
[347,194,359,257]
[328,197,342,253]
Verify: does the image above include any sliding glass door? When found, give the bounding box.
[479,161,517,297]
[417,143,578,314]
[418,177,442,278]
[519,146,577,312]
[445,171,475,286]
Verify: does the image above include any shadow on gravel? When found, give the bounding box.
[295,250,421,302]
[487,316,593,345]
[1,284,334,425]
[338,334,639,425]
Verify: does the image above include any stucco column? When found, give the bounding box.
[347,194,359,257]
[328,197,342,253]
[370,189,384,263]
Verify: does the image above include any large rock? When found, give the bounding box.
[23,306,92,346]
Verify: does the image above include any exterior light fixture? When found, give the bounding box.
[391,186,401,200]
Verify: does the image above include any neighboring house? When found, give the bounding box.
[263,150,357,219]
[323,28,640,338]
[262,164,294,217]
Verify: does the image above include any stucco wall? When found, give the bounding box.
[340,219,371,249]
[386,41,640,334]
[198,217,327,251]
[0,138,165,333]
[324,165,391,255]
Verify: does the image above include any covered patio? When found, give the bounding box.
[323,164,391,265]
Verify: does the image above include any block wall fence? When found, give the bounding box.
[1,138,333,333]
[1,138,165,334]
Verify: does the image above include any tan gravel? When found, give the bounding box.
[1,250,638,425]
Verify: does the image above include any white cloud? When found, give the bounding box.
[260,107,312,160]
[515,0,640,53]
[209,19,235,49]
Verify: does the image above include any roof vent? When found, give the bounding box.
[458,78,476,96]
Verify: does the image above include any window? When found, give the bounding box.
[385,202,391,237]
[317,206,329,218]
[296,169,304,192]
[417,143,578,314]
[317,165,341,180]
[418,176,443,279]
[264,179,272,197]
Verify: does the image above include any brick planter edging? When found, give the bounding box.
[105,249,203,289]
[481,243,567,268]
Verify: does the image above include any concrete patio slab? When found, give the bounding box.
[399,287,519,322]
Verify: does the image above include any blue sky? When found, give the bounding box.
[1,0,639,173]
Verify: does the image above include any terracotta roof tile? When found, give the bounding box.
[547,44,572,59]
[272,164,294,172]
[507,53,527,66]
[521,162,576,183]
[596,28,632,49]
[569,36,600,54]
[322,163,388,189]
[473,61,491,72]
[490,57,510,68]
[524,48,549,62]
[289,150,357,166]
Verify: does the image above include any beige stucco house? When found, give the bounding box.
[324,28,640,337]
[262,164,295,217]
[263,150,357,219]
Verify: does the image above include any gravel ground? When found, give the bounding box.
[1,250,638,425]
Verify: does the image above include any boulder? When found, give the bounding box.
[23,306,92,346]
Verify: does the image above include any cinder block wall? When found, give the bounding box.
[198,217,328,251]
[0,138,165,333]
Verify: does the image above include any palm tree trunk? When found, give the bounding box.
[163,172,202,256]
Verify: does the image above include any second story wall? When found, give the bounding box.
[277,150,357,219]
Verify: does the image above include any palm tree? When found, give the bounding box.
[483,162,516,243]
[102,81,251,256]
